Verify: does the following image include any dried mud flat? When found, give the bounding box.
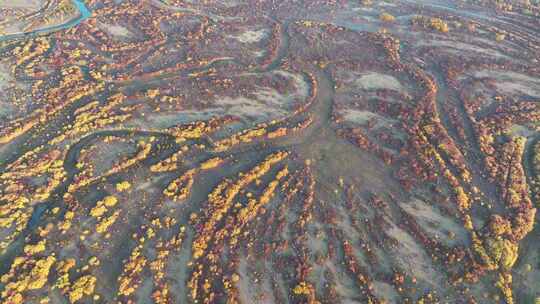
[0,0,539,303]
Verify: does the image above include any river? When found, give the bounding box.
[0,0,91,42]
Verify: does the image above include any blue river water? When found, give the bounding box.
[0,0,91,42]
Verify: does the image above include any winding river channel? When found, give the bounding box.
[0,0,91,42]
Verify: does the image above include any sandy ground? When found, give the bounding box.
[472,70,540,98]
[355,72,404,91]
[0,0,43,9]
[234,29,268,43]
[97,22,133,38]
[130,69,309,129]
[416,39,510,59]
